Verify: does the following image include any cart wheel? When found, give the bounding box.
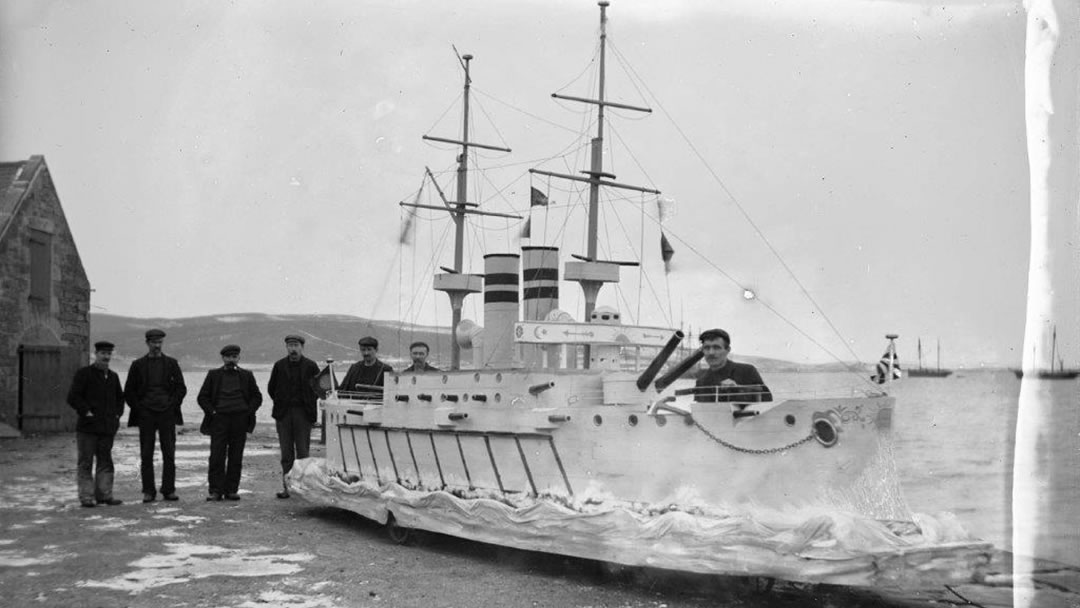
[386,514,412,545]
[751,576,775,594]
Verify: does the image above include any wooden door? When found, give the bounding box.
[18,345,80,433]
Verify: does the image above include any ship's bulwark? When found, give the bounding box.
[290,380,991,587]
[288,457,990,587]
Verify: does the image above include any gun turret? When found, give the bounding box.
[654,349,704,391]
[636,331,685,391]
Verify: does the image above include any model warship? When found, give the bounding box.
[291,2,990,588]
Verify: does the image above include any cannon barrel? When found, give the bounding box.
[635,330,685,391]
[654,349,704,391]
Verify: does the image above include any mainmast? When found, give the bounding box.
[529,1,661,367]
[406,53,518,370]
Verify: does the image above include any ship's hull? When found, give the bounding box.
[1013,369,1080,379]
[291,368,991,587]
[907,369,953,378]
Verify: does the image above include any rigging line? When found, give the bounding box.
[470,95,514,151]
[402,218,451,324]
[482,138,593,173]
[553,36,601,96]
[473,88,581,135]
[654,223,858,373]
[639,198,645,322]
[607,120,660,191]
[614,45,865,366]
[423,91,464,138]
[608,201,672,326]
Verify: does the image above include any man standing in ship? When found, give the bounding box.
[124,328,187,503]
[337,336,394,399]
[197,344,263,501]
[402,341,439,373]
[267,334,321,499]
[67,340,125,508]
[694,328,772,402]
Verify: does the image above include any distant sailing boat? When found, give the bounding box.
[907,338,952,378]
[1013,325,1079,379]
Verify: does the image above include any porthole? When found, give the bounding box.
[655,416,667,427]
[442,374,448,384]
[411,376,417,385]
[393,376,399,385]
[494,393,502,403]
[495,373,503,383]
[813,419,838,447]
[628,414,639,427]
[784,414,796,426]
[474,372,481,382]
[593,415,603,426]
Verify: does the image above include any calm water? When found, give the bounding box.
[155,367,1077,566]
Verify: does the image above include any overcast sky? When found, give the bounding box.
[3,0,1068,368]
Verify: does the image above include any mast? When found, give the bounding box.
[411,54,517,370]
[917,338,924,370]
[529,1,661,368]
[1050,325,1057,372]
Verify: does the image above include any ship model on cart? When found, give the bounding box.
[290,2,990,589]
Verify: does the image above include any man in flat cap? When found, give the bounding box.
[337,336,394,400]
[403,341,440,373]
[196,345,263,501]
[267,334,321,499]
[124,328,188,503]
[66,341,125,508]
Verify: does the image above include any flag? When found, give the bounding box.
[871,350,901,384]
[398,209,416,245]
[660,231,675,274]
[530,187,549,207]
[520,216,531,239]
[311,364,335,398]
[657,197,676,224]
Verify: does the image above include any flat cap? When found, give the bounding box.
[145,329,166,340]
[220,344,241,356]
[284,334,305,345]
[94,340,115,352]
[358,336,379,348]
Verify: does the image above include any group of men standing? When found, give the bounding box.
[66,330,331,507]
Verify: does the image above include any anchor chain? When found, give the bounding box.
[691,418,816,455]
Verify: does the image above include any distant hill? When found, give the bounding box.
[90,312,858,373]
[91,313,451,369]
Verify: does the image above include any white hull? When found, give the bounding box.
[290,368,992,587]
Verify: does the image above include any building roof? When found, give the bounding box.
[0,157,42,244]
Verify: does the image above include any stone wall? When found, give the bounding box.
[0,157,90,432]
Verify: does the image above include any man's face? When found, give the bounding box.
[222,353,240,368]
[359,345,377,364]
[286,342,303,359]
[410,346,429,366]
[147,339,164,356]
[94,350,112,367]
[701,338,730,369]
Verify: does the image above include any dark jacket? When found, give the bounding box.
[336,359,394,400]
[67,365,125,435]
[267,355,321,423]
[694,360,773,402]
[196,366,263,434]
[124,354,187,427]
[402,362,440,373]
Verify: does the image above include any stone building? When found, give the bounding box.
[0,155,90,434]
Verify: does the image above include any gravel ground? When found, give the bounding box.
[1,423,1074,608]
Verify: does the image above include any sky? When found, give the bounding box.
[1,0,1071,368]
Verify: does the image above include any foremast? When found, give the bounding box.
[529,0,661,368]
[406,53,519,370]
